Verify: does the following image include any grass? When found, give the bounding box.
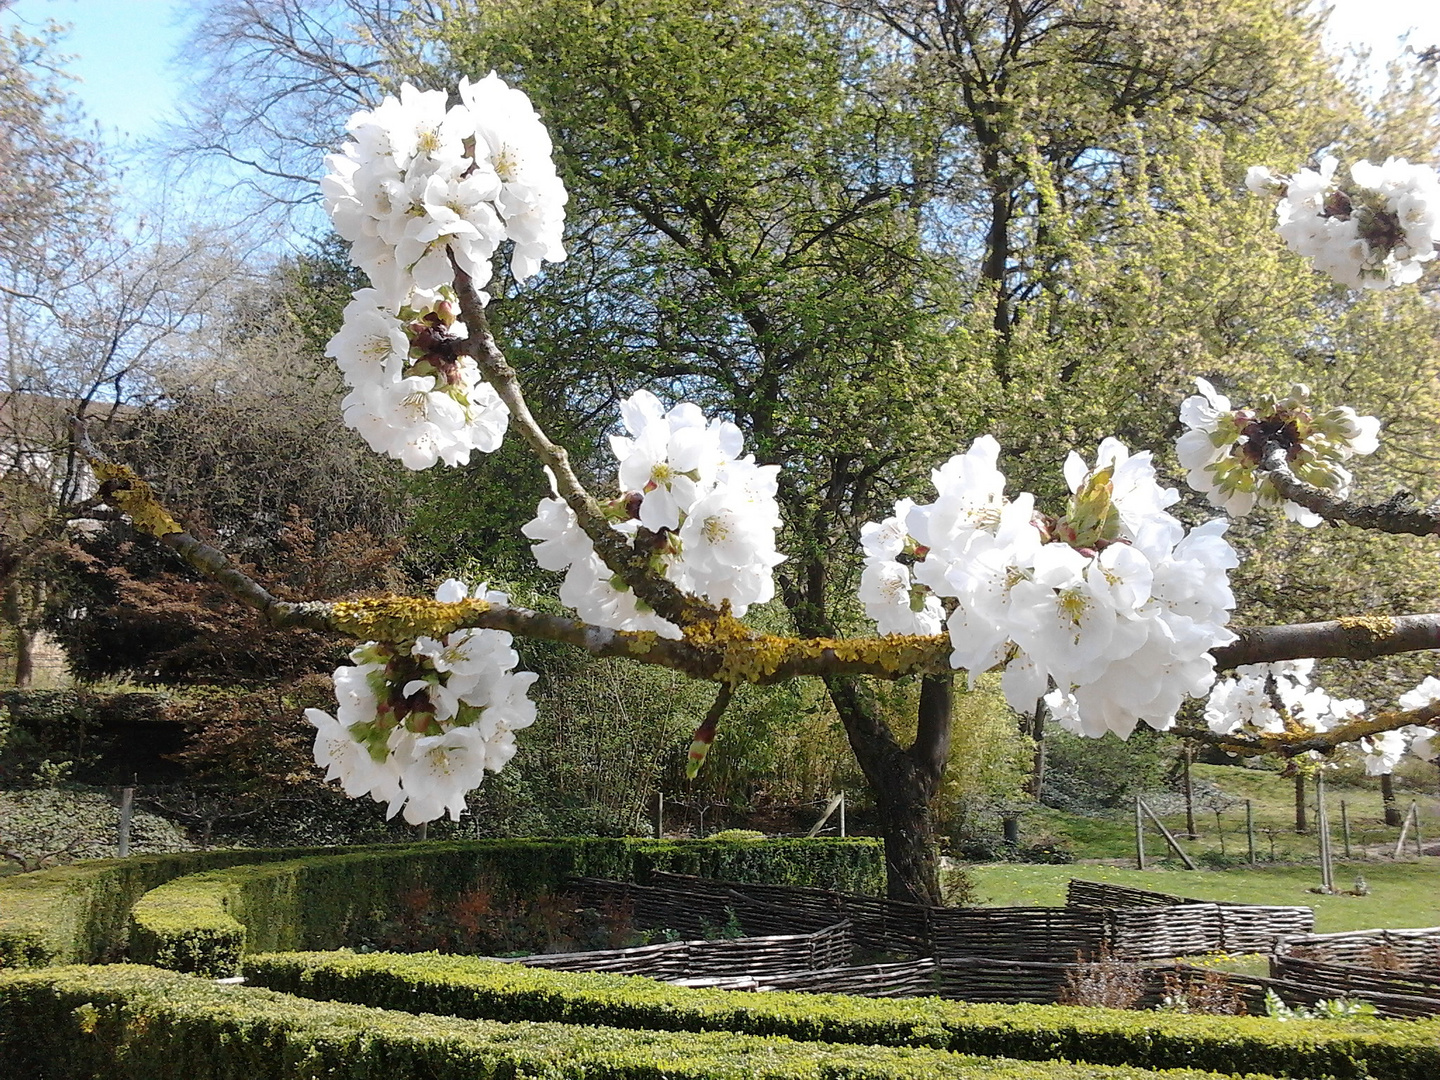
[966,760,1440,933]
[965,860,1440,932]
[1025,760,1440,865]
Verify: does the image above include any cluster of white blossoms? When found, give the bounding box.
[323,77,566,312]
[304,579,538,824]
[859,436,1239,739]
[1205,660,1362,736]
[857,498,945,636]
[523,390,784,637]
[321,77,568,469]
[1247,157,1440,290]
[1176,379,1379,526]
[327,291,511,469]
[1207,661,1439,774]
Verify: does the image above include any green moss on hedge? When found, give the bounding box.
[246,950,1440,1080]
[0,964,1277,1080]
[127,837,882,976]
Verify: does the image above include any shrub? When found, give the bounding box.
[1058,947,1147,1010]
[126,837,883,975]
[0,963,1265,1080]
[245,950,1440,1080]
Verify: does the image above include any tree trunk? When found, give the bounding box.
[1026,698,1046,800]
[1294,772,1308,833]
[822,671,950,905]
[2,584,34,688]
[1380,772,1402,827]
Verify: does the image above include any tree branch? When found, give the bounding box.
[1257,441,1440,536]
[1176,701,1440,760]
[448,258,720,629]
[1214,614,1440,670]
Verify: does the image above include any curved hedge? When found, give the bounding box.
[247,950,1440,1080]
[0,844,378,969]
[128,837,882,975]
[0,964,1281,1080]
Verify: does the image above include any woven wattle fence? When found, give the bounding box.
[1066,879,1314,955]
[1065,880,1185,908]
[1275,926,1440,969]
[574,874,1312,963]
[505,921,853,979]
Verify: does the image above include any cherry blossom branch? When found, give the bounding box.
[1256,440,1440,536]
[1175,701,1440,760]
[72,419,950,683]
[448,259,721,629]
[64,425,1440,694]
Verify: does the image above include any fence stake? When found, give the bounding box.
[1245,799,1255,864]
[117,786,134,858]
[1340,800,1351,859]
[1316,772,1333,893]
[1393,801,1420,859]
[1138,798,1197,870]
[1135,795,1146,870]
[1413,800,1424,857]
[653,791,664,839]
[807,793,845,838]
[839,791,846,838]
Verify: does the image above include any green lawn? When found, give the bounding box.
[1025,760,1440,864]
[965,860,1440,932]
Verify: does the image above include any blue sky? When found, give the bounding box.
[4,0,1439,171]
[6,0,193,142]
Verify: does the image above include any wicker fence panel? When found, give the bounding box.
[1276,927,1440,970]
[1268,955,1440,1018]
[1216,905,1315,953]
[509,922,854,980]
[1069,879,1313,955]
[1106,904,1224,960]
[930,906,1110,961]
[934,956,1082,1003]
[1066,879,1186,909]
[751,958,941,997]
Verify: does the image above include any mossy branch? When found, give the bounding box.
[68,426,1440,699]
[1175,701,1440,760]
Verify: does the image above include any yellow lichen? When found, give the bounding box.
[682,617,947,683]
[1336,615,1397,645]
[330,595,492,642]
[88,459,182,537]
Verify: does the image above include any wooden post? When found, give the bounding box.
[1139,798,1197,870]
[1316,772,1333,893]
[1340,800,1351,859]
[1182,744,1197,839]
[1246,799,1256,864]
[653,791,664,839]
[807,793,844,838]
[1393,801,1421,859]
[1135,795,1146,870]
[838,791,846,838]
[117,786,134,858]
[417,822,428,841]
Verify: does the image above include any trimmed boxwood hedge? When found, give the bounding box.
[0,964,1281,1080]
[128,837,882,975]
[246,950,1440,1080]
[3,836,879,972]
[0,844,374,969]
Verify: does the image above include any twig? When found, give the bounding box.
[1256,441,1440,536]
